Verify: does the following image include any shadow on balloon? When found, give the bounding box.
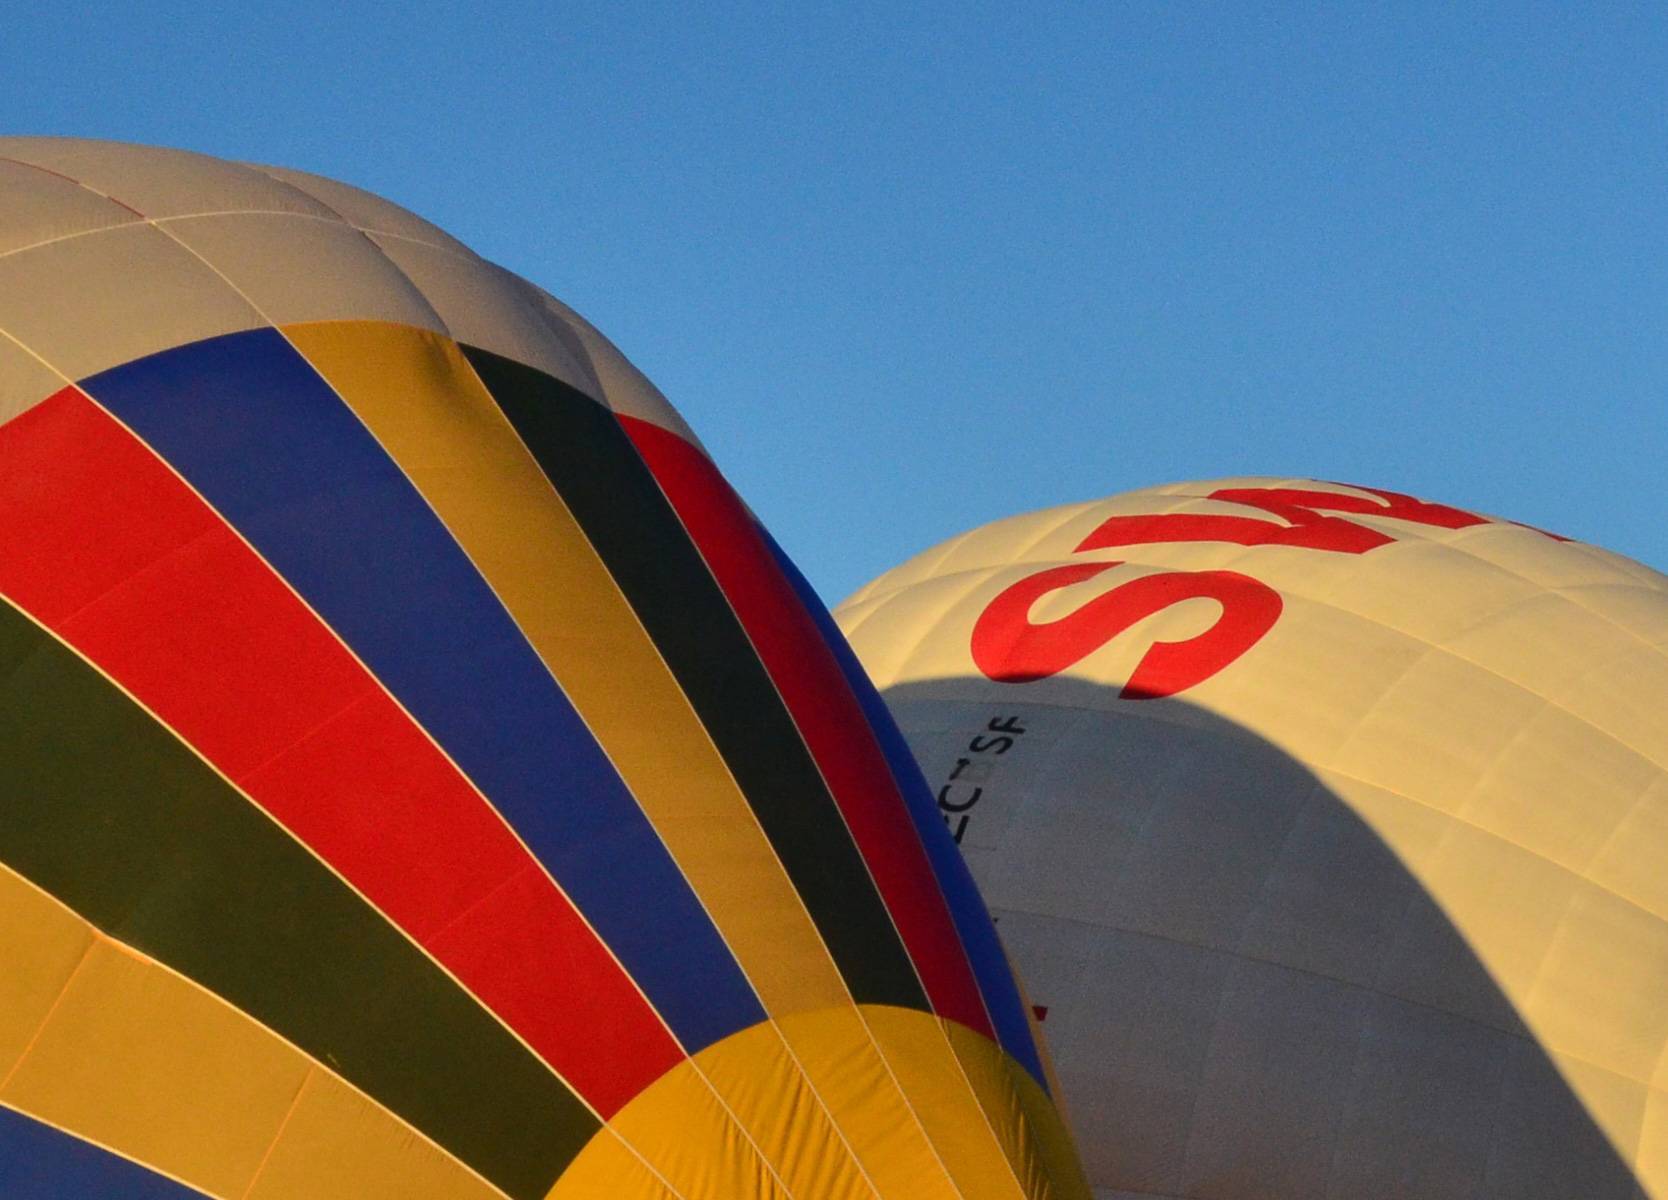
[877,677,1643,1200]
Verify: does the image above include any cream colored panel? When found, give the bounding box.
[1325,650,1548,815]
[365,235,601,397]
[531,290,708,451]
[163,213,445,331]
[0,159,139,255]
[1526,885,1668,1080]
[0,137,335,219]
[0,334,68,426]
[247,163,477,256]
[836,475,1668,1198]
[0,223,263,379]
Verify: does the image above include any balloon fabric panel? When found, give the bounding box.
[621,414,991,1034]
[461,344,927,1012]
[0,1106,202,1200]
[0,387,674,1114]
[78,328,763,1056]
[0,865,505,1200]
[0,593,590,1199]
[0,136,1092,1200]
[763,532,1047,1089]
[281,320,850,1020]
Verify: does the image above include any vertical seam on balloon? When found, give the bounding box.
[848,1006,977,1200]
[0,1101,216,1199]
[65,384,633,1112]
[613,416,986,1190]
[614,419,957,1086]
[924,1016,1044,1199]
[682,1057,806,1200]
[0,862,515,1200]
[0,573,608,1181]
[759,1019,887,1200]
[137,221,715,1054]
[768,534,1006,1040]
[0,936,98,1095]
[4,247,720,1198]
[1,241,631,1198]
[130,227,785,1195]
[442,328,857,1016]
[620,417,935,1003]
[236,1065,314,1199]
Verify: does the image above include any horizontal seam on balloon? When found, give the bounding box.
[0,863,515,1200]
[0,933,97,1096]
[141,222,704,1095]
[850,547,1668,904]
[0,588,605,1166]
[621,420,966,1187]
[262,323,708,1065]
[236,1065,312,1200]
[0,154,146,216]
[435,329,857,1016]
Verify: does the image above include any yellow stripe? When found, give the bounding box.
[285,319,847,1017]
[555,1006,1084,1200]
[0,867,502,1200]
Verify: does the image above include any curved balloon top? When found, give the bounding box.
[836,476,1668,1199]
[0,137,1085,1200]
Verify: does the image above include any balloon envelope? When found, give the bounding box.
[836,477,1668,1199]
[0,137,1085,1200]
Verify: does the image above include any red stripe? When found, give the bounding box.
[621,415,994,1036]
[0,388,679,1114]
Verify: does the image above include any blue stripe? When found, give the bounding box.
[82,329,762,1051]
[0,1107,199,1199]
[762,532,1048,1088]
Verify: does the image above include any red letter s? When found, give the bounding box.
[970,561,1282,698]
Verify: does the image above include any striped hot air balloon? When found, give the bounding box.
[835,478,1668,1200]
[0,137,1085,1200]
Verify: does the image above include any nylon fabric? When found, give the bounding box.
[835,476,1668,1199]
[766,531,1046,1086]
[554,1008,1086,1200]
[0,1105,203,1200]
[462,345,920,1012]
[0,138,1091,1200]
[284,319,844,1019]
[0,594,592,1198]
[0,867,504,1200]
[0,384,677,1113]
[79,327,762,1056]
[623,415,985,1031]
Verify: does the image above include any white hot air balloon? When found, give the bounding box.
[836,477,1668,1200]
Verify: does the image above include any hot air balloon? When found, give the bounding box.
[835,477,1668,1200]
[0,137,1086,1200]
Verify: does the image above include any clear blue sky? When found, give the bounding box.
[12,4,1666,602]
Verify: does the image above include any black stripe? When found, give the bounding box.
[464,346,927,1011]
[0,598,598,1200]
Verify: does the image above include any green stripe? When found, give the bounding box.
[0,599,598,1200]
[462,346,928,1012]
